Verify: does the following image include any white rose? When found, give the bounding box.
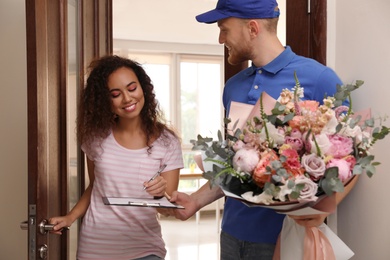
[260,122,285,147]
[321,111,338,135]
[306,133,331,155]
[341,124,364,143]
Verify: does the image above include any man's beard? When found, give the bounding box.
[227,46,251,65]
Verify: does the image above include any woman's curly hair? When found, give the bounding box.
[77,55,178,155]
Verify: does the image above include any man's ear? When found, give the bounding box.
[247,19,260,38]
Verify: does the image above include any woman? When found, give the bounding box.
[50,55,183,260]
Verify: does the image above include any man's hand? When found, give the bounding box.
[164,191,200,220]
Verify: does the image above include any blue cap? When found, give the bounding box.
[196,0,280,24]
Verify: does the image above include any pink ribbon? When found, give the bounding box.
[304,226,336,260]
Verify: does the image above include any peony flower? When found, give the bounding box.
[327,158,352,182]
[232,148,260,173]
[326,134,354,158]
[301,153,326,180]
[344,155,357,171]
[294,175,318,202]
[232,140,245,152]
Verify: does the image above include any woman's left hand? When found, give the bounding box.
[143,176,167,197]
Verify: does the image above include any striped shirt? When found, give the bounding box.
[78,131,183,260]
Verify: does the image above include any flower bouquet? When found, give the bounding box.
[191,74,389,259]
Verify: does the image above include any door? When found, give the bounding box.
[24,0,112,259]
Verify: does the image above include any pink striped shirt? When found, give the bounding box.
[78,131,183,260]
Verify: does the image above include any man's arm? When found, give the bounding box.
[167,180,225,220]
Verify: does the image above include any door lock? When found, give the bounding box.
[38,244,48,259]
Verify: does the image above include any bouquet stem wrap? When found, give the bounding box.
[303,225,336,260]
[273,216,354,260]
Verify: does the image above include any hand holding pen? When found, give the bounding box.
[143,164,171,200]
[143,164,167,190]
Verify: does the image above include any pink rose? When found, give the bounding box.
[294,175,318,202]
[232,148,260,173]
[326,158,352,182]
[301,153,326,180]
[326,134,353,158]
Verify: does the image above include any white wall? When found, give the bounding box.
[330,0,390,259]
[113,0,220,45]
[0,0,28,259]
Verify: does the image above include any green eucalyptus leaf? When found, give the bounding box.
[287,180,295,189]
[289,191,300,199]
[272,175,282,182]
[325,167,339,178]
[283,113,295,124]
[358,155,374,166]
[353,164,363,175]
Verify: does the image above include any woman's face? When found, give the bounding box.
[107,67,145,121]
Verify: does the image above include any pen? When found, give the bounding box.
[143,164,167,190]
[164,192,171,200]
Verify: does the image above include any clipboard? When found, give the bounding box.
[102,197,184,209]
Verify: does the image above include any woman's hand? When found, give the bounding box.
[49,216,73,235]
[143,175,167,197]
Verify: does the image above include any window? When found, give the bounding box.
[113,49,224,174]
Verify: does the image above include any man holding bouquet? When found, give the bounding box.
[169,0,356,259]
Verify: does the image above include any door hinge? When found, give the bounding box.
[308,0,311,14]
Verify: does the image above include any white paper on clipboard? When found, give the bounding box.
[102,197,184,209]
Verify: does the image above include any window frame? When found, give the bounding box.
[113,40,224,172]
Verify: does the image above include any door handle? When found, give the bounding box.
[20,219,69,234]
[39,219,70,234]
